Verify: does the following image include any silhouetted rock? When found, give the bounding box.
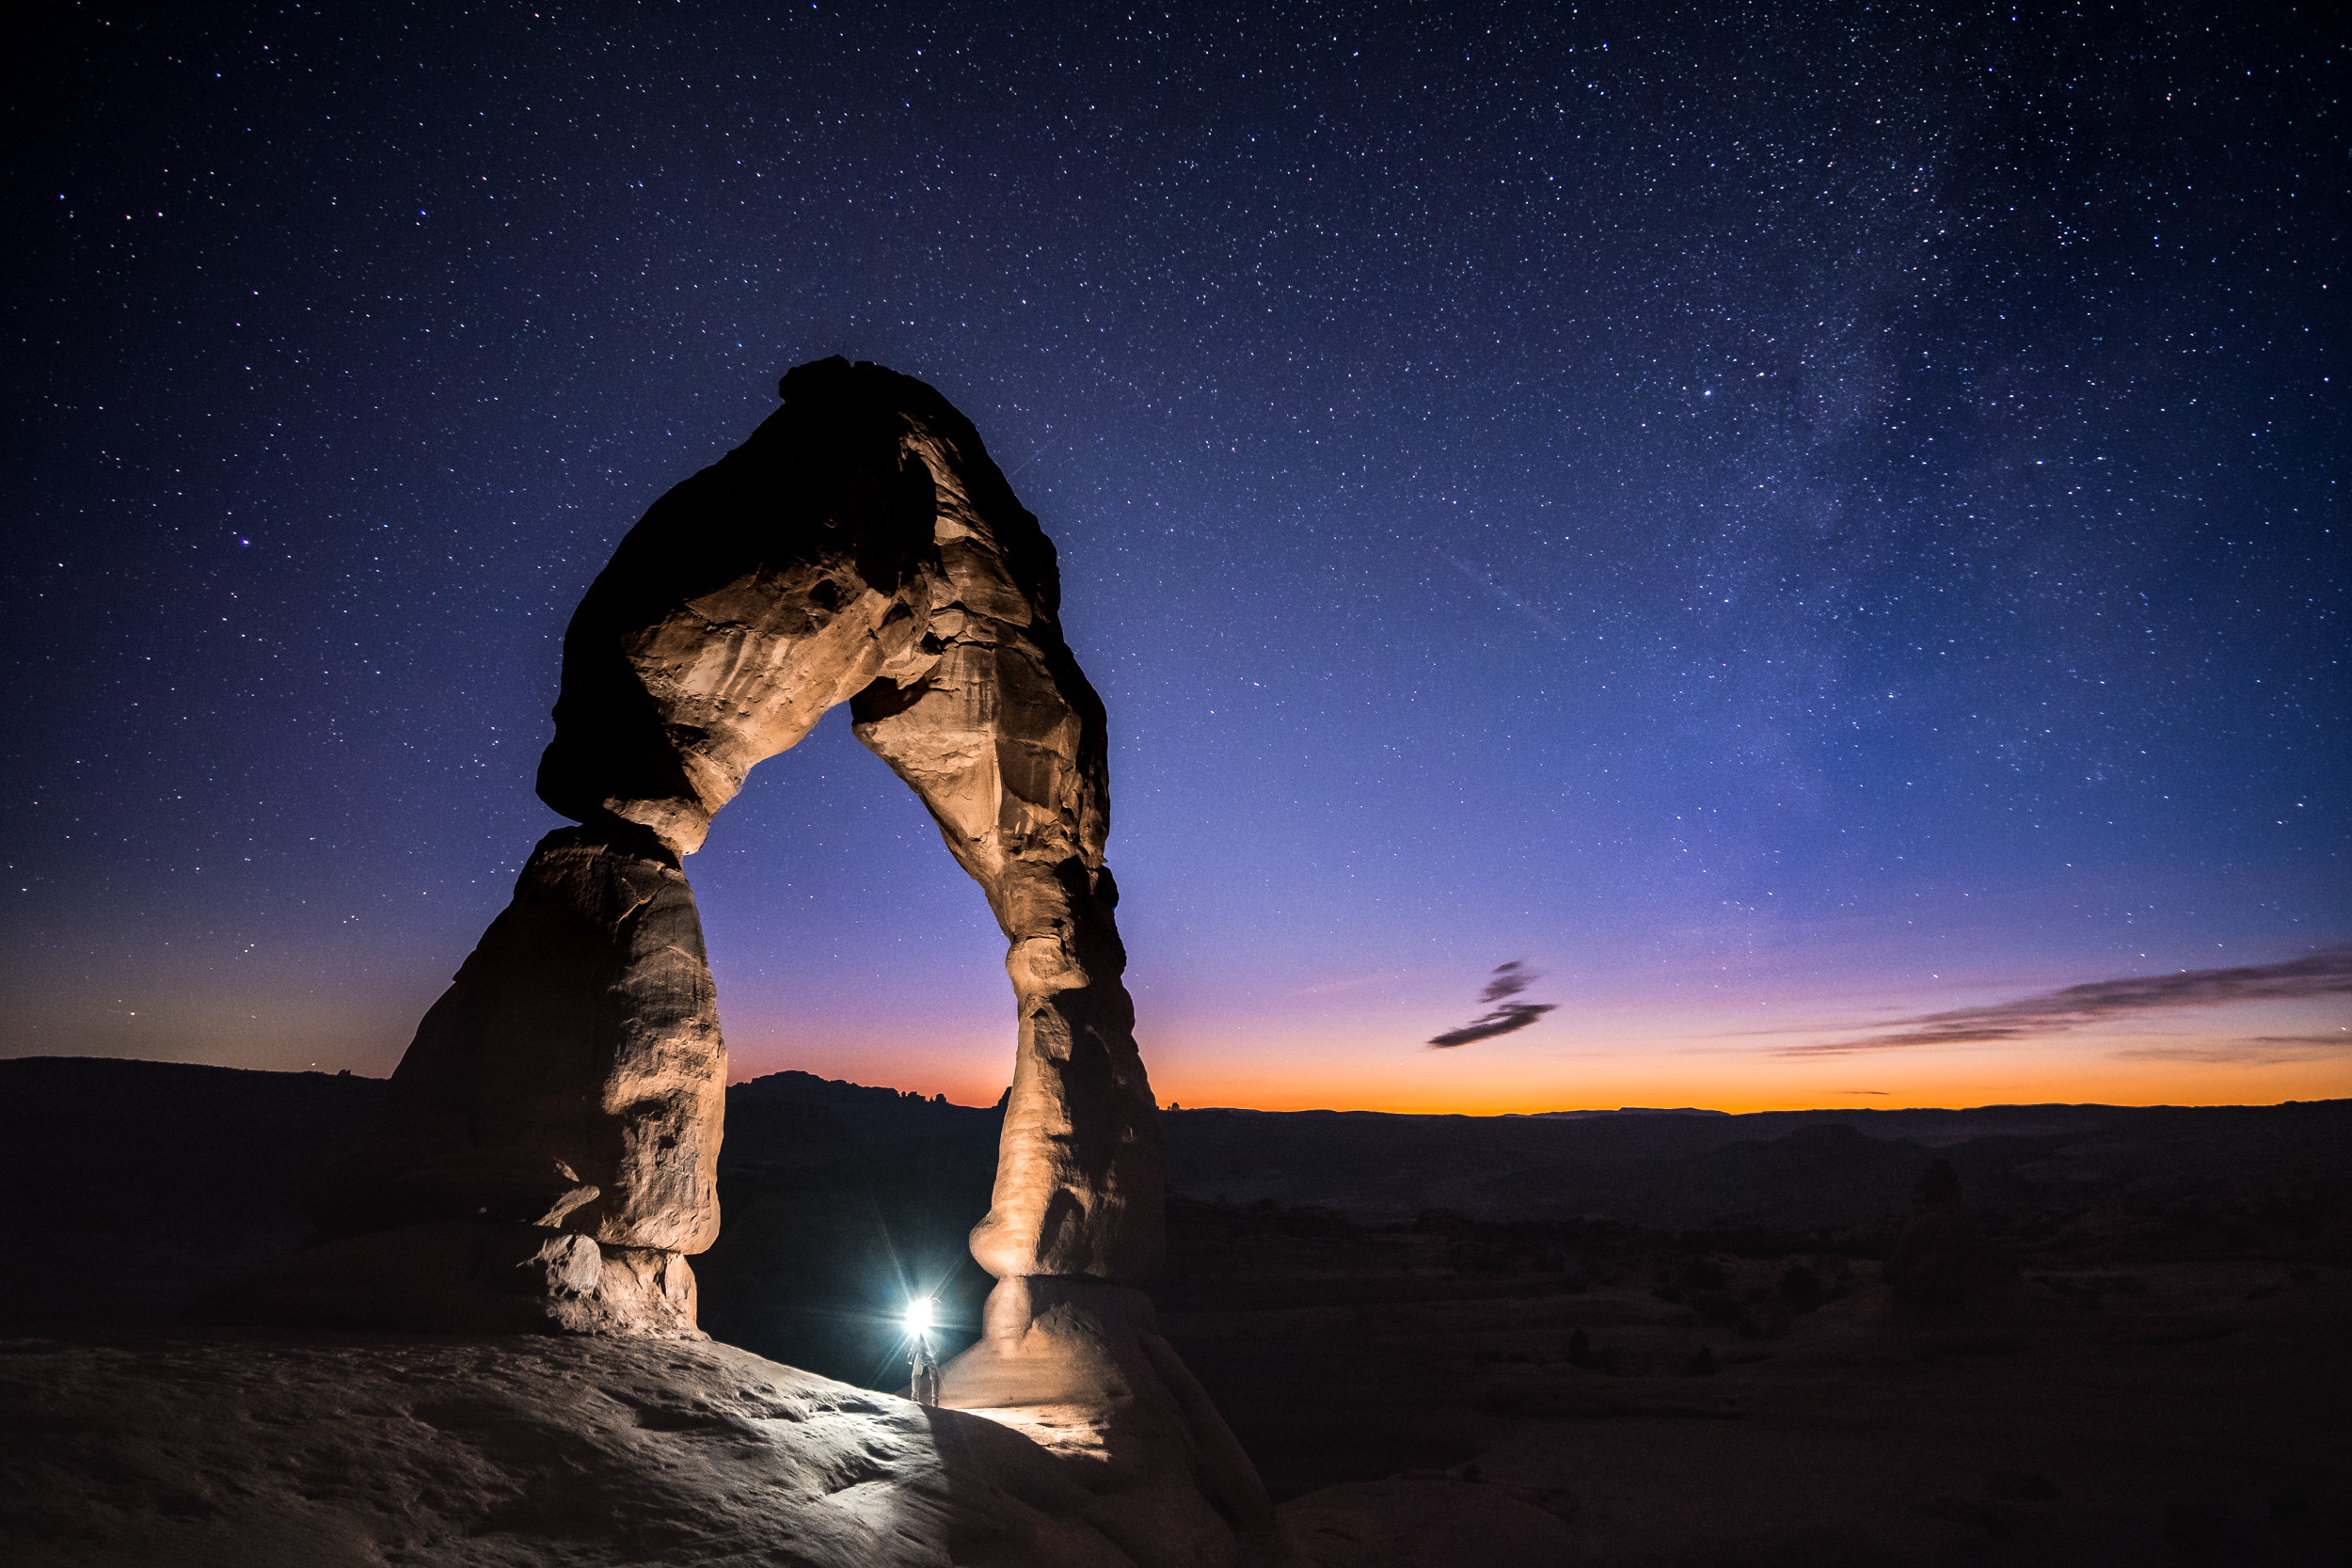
[187,1218,698,1337]
[1884,1158,2013,1307]
[1777,1261,1825,1314]
[210,823,723,1338]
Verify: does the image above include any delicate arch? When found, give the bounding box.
[316,357,1163,1314]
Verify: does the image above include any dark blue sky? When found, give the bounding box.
[7,2,2344,1109]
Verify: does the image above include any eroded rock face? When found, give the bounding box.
[316,824,725,1255]
[169,359,1267,1557]
[186,1218,700,1338]
[206,822,723,1336]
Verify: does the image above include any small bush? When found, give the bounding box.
[1778,1262,1824,1314]
[1678,1258,1730,1291]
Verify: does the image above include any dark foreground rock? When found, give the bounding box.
[0,1327,1296,1568]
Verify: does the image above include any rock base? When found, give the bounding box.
[183,1221,701,1338]
[943,1277,1282,1561]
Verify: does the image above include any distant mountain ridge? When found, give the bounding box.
[1155,1098,2351,1231]
[2,1056,2344,1337]
[732,1068,977,1112]
[1532,1107,1732,1119]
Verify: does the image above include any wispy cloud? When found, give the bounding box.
[1289,972,1398,999]
[2111,1034,2352,1067]
[1775,948,2352,1057]
[1429,961,1558,1049]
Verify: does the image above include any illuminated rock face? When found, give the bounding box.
[250,357,1164,1339]
[535,354,1166,1291]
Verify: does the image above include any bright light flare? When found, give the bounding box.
[904,1296,935,1334]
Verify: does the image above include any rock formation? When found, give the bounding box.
[1883,1158,2014,1307]
[194,820,723,1338]
[532,353,1162,1287]
[195,356,1267,1544]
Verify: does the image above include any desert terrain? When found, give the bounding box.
[2,1055,2345,1564]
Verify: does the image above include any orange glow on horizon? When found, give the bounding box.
[734,1012,2352,1117]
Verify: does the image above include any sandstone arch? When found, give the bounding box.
[196,360,1274,1544]
[532,354,1162,1288]
[267,357,1165,1335]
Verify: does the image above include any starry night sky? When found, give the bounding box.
[7,2,2345,1111]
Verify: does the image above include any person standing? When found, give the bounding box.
[907,1298,941,1406]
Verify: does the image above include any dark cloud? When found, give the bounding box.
[1479,961,1540,1005]
[1430,963,1557,1049]
[1430,1003,1556,1049]
[1777,949,2352,1056]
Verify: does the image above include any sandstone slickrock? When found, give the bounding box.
[0,1329,1287,1568]
[188,1219,699,1338]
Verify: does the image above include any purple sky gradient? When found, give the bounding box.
[5,3,2344,1110]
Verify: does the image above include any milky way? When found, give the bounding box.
[7,4,2343,1107]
